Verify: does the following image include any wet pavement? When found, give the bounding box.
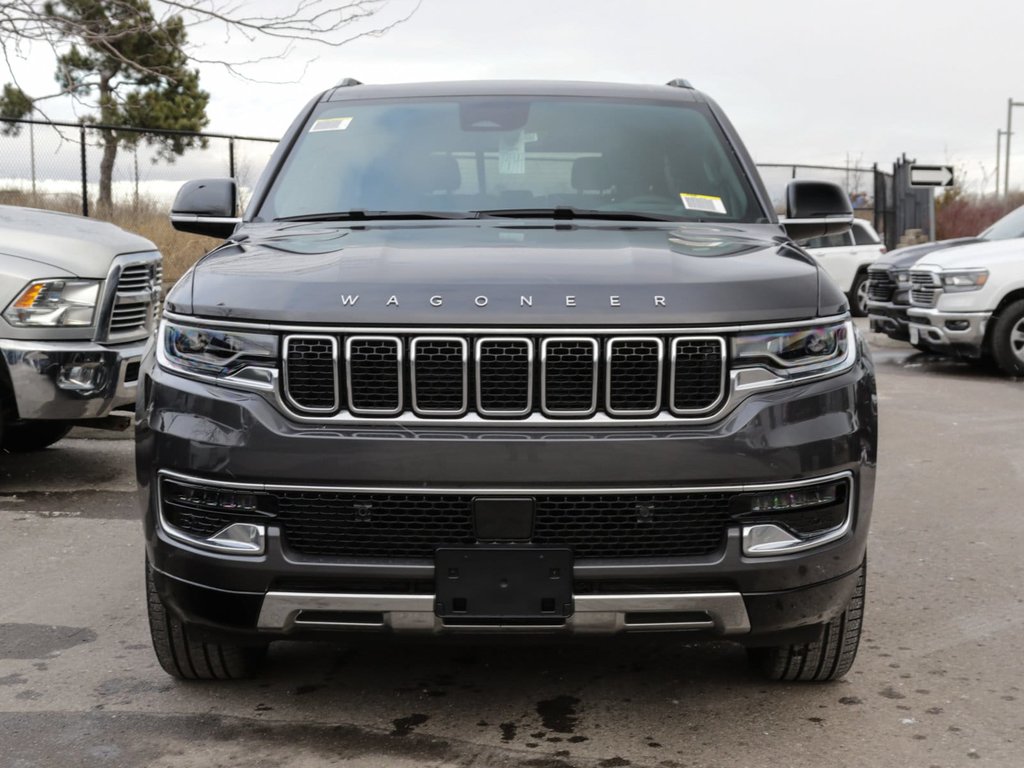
[1,328,1022,767]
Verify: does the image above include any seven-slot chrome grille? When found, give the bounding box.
[281,333,727,420]
[867,267,897,302]
[910,270,940,307]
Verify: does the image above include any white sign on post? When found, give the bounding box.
[909,165,955,187]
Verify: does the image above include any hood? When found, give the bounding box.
[914,237,1024,271]
[0,205,156,278]
[182,221,828,326]
[877,237,983,270]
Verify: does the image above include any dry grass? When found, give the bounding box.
[0,189,219,282]
[935,191,1024,240]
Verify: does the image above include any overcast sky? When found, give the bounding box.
[11,0,1024,193]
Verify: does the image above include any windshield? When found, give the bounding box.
[981,204,1024,240]
[258,96,766,223]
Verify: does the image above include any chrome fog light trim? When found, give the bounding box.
[742,517,851,557]
[207,523,266,553]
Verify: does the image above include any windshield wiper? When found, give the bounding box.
[275,210,477,222]
[473,206,685,222]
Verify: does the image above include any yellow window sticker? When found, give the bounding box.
[680,193,727,215]
[310,117,353,133]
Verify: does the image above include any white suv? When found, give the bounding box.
[803,219,886,316]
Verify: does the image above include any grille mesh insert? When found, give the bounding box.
[477,339,531,414]
[285,337,337,411]
[412,339,466,413]
[347,338,402,413]
[672,339,725,412]
[607,339,661,414]
[543,339,597,414]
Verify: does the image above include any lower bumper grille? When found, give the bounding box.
[159,477,733,559]
[158,475,851,562]
[274,490,733,559]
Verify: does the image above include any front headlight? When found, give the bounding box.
[158,321,278,380]
[3,279,100,327]
[895,270,911,284]
[940,269,988,292]
[733,320,855,379]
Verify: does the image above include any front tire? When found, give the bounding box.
[990,299,1024,377]
[2,420,73,452]
[848,273,869,317]
[748,561,865,682]
[146,562,267,680]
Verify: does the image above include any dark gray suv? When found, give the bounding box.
[137,79,877,682]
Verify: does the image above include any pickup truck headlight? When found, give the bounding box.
[158,321,278,379]
[940,269,988,292]
[895,270,911,284]
[3,279,100,327]
[732,320,854,379]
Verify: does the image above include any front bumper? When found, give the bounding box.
[867,300,913,340]
[138,346,877,643]
[0,338,147,420]
[907,307,992,358]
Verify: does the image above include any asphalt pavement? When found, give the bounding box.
[1,330,1022,768]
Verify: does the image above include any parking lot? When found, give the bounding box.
[1,327,1021,768]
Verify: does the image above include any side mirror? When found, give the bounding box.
[170,178,240,238]
[780,180,854,242]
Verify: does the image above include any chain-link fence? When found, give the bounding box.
[0,120,903,252]
[0,117,277,215]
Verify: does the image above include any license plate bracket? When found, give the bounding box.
[435,547,574,620]
[909,325,920,345]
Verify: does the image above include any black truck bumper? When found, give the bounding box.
[137,351,877,646]
[868,301,913,341]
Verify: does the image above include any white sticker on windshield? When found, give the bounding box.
[680,193,727,215]
[498,132,526,175]
[310,117,353,133]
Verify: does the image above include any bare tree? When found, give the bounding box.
[1,1,421,84]
[0,1,420,207]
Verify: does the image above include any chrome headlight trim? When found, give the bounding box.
[732,320,856,384]
[156,319,278,391]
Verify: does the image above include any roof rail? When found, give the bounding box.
[665,78,693,89]
[335,77,363,87]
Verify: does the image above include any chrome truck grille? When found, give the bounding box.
[910,270,940,307]
[282,333,727,420]
[101,257,163,341]
[867,267,897,302]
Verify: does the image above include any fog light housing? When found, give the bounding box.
[158,477,275,555]
[734,478,852,556]
[945,319,970,331]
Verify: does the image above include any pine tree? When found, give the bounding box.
[1,0,209,209]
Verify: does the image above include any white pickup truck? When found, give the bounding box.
[0,206,162,450]
[908,237,1024,375]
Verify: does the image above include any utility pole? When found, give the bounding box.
[1005,99,1024,196]
[997,129,1008,197]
